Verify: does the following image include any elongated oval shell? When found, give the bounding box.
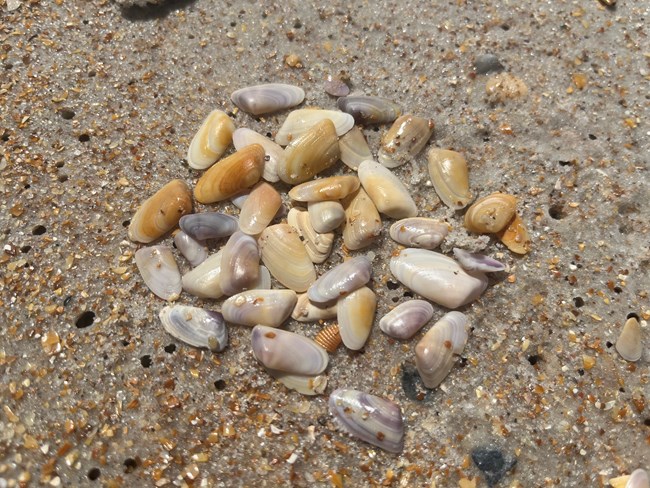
[128,179,193,243]
[464,192,517,234]
[159,305,228,352]
[427,149,472,210]
[358,160,417,219]
[342,188,382,250]
[308,256,372,303]
[288,175,360,202]
[194,144,265,204]
[181,251,224,299]
[378,115,435,168]
[339,126,373,170]
[278,119,340,185]
[337,286,377,350]
[390,249,488,309]
[308,200,346,233]
[415,311,469,388]
[135,246,182,301]
[251,325,329,375]
[616,316,643,362]
[287,208,335,264]
[222,289,297,328]
[219,231,260,296]
[232,128,284,182]
[496,211,531,254]
[174,231,208,267]
[267,369,328,396]
[179,212,239,241]
[258,224,316,292]
[231,83,304,116]
[291,293,338,322]
[314,324,342,353]
[329,389,404,453]
[275,109,354,146]
[389,218,449,249]
[238,182,282,235]
[379,300,434,340]
[187,110,235,170]
[337,96,401,125]
[453,248,505,272]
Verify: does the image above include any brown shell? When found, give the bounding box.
[497,212,531,254]
[314,324,342,353]
[464,192,517,234]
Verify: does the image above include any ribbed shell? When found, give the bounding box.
[287,207,335,264]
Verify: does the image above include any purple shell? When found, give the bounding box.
[453,248,505,272]
[179,212,238,241]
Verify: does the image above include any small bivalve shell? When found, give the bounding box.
[615,316,643,362]
[339,126,373,170]
[415,311,469,388]
[314,324,342,353]
[379,300,434,340]
[358,160,417,219]
[308,200,346,234]
[453,248,505,273]
[238,182,282,235]
[389,217,449,249]
[267,369,328,396]
[378,115,435,168]
[186,109,235,170]
[159,305,228,352]
[337,286,377,350]
[308,256,372,303]
[337,96,401,125]
[278,119,340,185]
[329,389,404,453]
[275,109,354,146]
[181,251,224,299]
[255,265,272,290]
[222,289,297,328]
[342,188,382,250]
[291,293,338,322]
[287,207,334,264]
[426,149,472,210]
[496,211,531,254]
[288,175,360,203]
[232,128,284,183]
[231,83,304,116]
[128,179,193,243]
[135,245,182,301]
[258,224,317,292]
[173,231,208,267]
[179,212,239,241]
[194,144,265,204]
[251,325,329,375]
[230,190,250,209]
[626,469,649,488]
[219,231,260,296]
[390,249,488,309]
[464,192,517,234]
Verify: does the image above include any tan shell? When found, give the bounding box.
[378,115,435,168]
[287,207,334,264]
[308,200,346,234]
[291,293,338,322]
[288,175,360,202]
[238,182,282,235]
[485,73,529,103]
[278,119,341,185]
[194,144,265,204]
[128,179,193,243]
[258,224,316,292]
[615,316,643,362]
[497,212,531,254]
[464,192,517,234]
[427,149,472,210]
[187,109,235,170]
[342,188,382,250]
[358,160,417,219]
[314,323,342,353]
[339,125,372,171]
[337,286,377,351]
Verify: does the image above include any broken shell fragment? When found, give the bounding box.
[329,388,404,453]
[389,217,449,249]
[159,305,228,352]
[222,289,297,328]
[485,73,529,103]
[278,119,340,185]
[128,179,193,244]
[426,149,472,210]
[194,144,265,204]
[464,192,517,234]
[288,175,360,202]
[275,109,354,146]
[258,224,316,292]
[390,249,488,309]
[186,109,235,170]
[251,325,329,375]
[337,96,401,125]
[616,316,643,362]
[337,286,377,350]
[339,125,373,171]
[219,231,260,296]
[181,251,224,299]
[342,188,382,250]
[174,231,208,267]
[179,212,239,241]
[291,293,338,322]
[358,160,417,219]
[415,311,469,388]
[230,83,304,116]
[314,324,342,353]
[268,369,328,396]
[452,248,505,272]
[378,115,435,168]
[324,74,350,97]
[379,300,434,340]
[238,182,282,235]
[496,211,531,254]
[308,200,346,234]
[135,246,182,301]
[308,256,372,303]
[232,128,284,182]
[287,207,334,264]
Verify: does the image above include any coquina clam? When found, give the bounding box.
[287,207,334,264]
[496,211,531,255]
[358,160,417,219]
[222,289,297,328]
[179,212,239,241]
[181,251,224,299]
[307,256,372,303]
[230,83,305,116]
[173,231,208,267]
[291,293,338,322]
[232,128,284,182]
[464,192,517,234]
[339,125,373,170]
[426,148,472,210]
[379,300,434,340]
[159,305,228,352]
[337,96,401,125]
[616,316,643,362]
[378,115,434,168]
[135,246,182,301]
[238,182,282,236]
[308,201,346,234]
[337,286,377,350]
[219,231,260,296]
[342,188,382,250]
[267,369,328,396]
[275,109,354,146]
[389,217,449,249]
[251,325,328,375]
[288,175,360,202]
[452,248,505,273]
[186,109,235,170]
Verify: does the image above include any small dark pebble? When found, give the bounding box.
[473,54,505,75]
[471,446,517,486]
[401,362,434,402]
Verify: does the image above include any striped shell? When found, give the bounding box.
[231,83,304,116]
[339,126,373,171]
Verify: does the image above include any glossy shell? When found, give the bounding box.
[291,293,338,322]
[288,175,360,202]
[173,231,208,267]
[267,369,328,396]
[342,188,382,250]
[314,324,342,353]
[231,83,304,115]
[181,251,224,299]
[159,305,228,352]
[616,316,643,362]
[186,109,235,170]
[308,256,372,303]
[287,207,334,265]
[389,218,449,249]
[497,211,531,254]
[358,160,417,219]
[135,246,182,301]
[219,231,260,296]
[222,289,297,328]
[275,109,354,146]
[452,248,505,272]
[464,192,517,234]
[308,200,346,234]
[339,126,373,171]
[337,96,401,125]
[378,115,434,168]
[427,149,472,210]
[238,182,282,235]
[179,212,239,241]
[337,286,377,350]
[232,128,284,182]
[379,300,434,340]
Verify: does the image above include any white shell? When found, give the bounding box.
[181,251,224,299]
[275,109,354,146]
[452,248,506,272]
[616,316,643,362]
[339,126,373,171]
[337,286,377,350]
[174,231,208,267]
[159,305,228,352]
[135,246,182,301]
[291,293,338,322]
[287,207,335,265]
[389,218,449,249]
[222,289,297,328]
[308,256,372,303]
[379,300,434,340]
[267,369,328,396]
[187,110,235,170]
[358,160,417,219]
[231,83,304,116]
[232,128,284,182]
[219,231,260,296]
[307,201,346,234]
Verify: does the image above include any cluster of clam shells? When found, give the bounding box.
[128,81,539,453]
